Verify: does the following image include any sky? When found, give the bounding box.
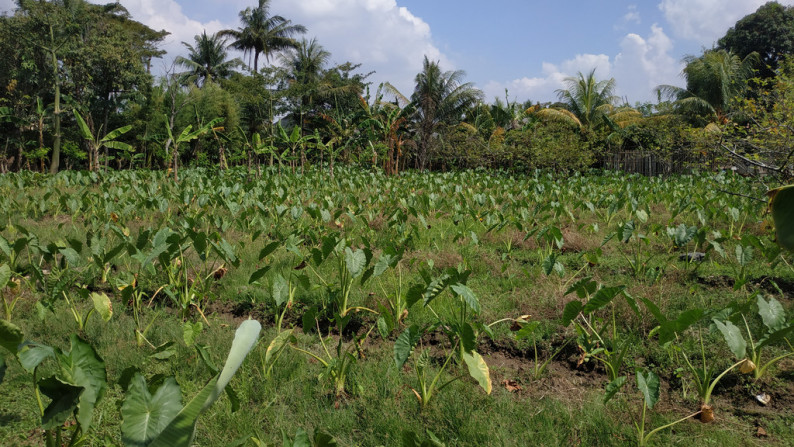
[2,0,792,105]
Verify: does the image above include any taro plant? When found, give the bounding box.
[393,268,492,409]
[157,226,239,321]
[641,296,752,423]
[713,293,794,381]
[1,263,22,321]
[290,312,372,399]
[120,319,261,447]
[244,428,338,447]
[512,316,572,380]
[605,210,661,279]
[1,322,107,447]
[562,277,637,381]
[61,289,113,332]
[605,369,702,447]
[86,228,127,284]
[308,235,379,318]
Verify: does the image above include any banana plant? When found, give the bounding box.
[73,109,133,172]
[274,123,315,175]
[163,115,223,182]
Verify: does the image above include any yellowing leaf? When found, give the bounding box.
[462,350,491,394]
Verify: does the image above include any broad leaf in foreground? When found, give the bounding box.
[121,374,182,447]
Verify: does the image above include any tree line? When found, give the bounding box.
[1,0,793,177]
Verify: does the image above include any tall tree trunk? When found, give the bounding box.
[48,25,61,175]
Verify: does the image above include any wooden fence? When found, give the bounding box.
[601,151,719,176]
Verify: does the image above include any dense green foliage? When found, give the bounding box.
[718,1,794,79]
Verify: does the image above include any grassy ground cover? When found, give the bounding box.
[1,167,793,446]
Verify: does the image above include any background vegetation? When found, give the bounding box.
[1,1,793,178]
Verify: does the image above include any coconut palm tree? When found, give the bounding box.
[656,49,758,124]
[175,31,243,87]
[411,56,483,170]
[535,69,633,132]
[219,0,306,73]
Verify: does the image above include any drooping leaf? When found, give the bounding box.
[394,325,422,369]
[258,241,281,260]
[621,220,635,242]
[565,276,597,299]
[713,319,747,360]
[272,274,288,307]
[248,266,270,285]
[18,343,55,372]
[582,286,625,314]
[462,350,492,394]
[373,254,397,278]
[0,319,23,355]
[450,283,480,314]
[673,223,697,247]
[149,319,261,447]
[756,324,794,350]
[768,185,794,251]
[182,321,203,347]
[0,264,10,289]
[121,374,183,447]
[313,430,338,447]
[735,245,753,267]
[562,300,583,327]
[603,375,627,404]
[90,292,113,322]
[636,369,660,409]
[265,329,294,368]
[542,253,557,276]
[56,335,107,431]
[38,376,83,429]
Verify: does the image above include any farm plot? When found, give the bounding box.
[1,167,793,446]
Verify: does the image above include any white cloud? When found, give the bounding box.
[613,24,682,103]
[0,0,15,14]
[270,0,448,96]
[486,24,682,105]
[484,54,611,103]
[659,0,794,44]
[100,0,228,70]
[623,5,641,25]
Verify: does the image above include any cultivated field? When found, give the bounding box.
[1,167,792,446]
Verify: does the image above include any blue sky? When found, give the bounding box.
[2,0,792,104]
